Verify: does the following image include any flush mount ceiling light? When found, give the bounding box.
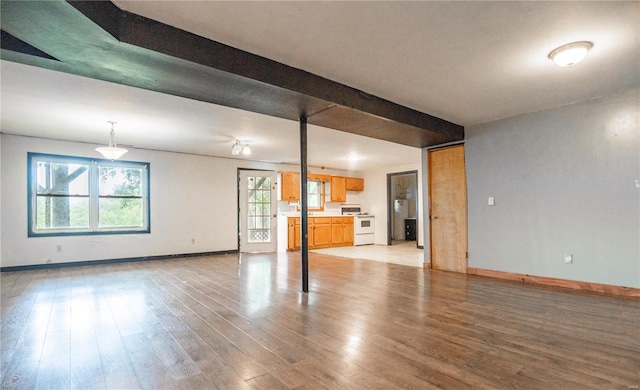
[95,121,128,160]
[548,41,593,67]
[231,140,251,156]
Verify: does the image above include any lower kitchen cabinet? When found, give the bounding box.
[313,217,332,248]
[331,217,354,246]
[287,216,354,250]
[343,221,354,245]
[331,223,345,245]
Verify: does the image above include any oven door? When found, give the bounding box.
[355,216,375,235]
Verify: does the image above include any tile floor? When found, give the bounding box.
[312,240,424,267]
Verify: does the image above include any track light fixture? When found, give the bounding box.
[231,140,251,156]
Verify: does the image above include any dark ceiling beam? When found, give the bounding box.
[0,30,59,61]
[1,0,464,148]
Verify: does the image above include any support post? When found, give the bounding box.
[300,114,309,293]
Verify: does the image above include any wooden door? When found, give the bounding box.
[428,145,467,273]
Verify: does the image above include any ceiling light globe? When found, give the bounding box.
[242,145,251,155]
[549,41,593,67]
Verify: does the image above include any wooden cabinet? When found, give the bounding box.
[281,171,300,201]
[330,176,347,202]
[331,221,345,245]
[288,218,296,250]
[283,173,362,204]
[330,176,364,202]
[288,217,301,251]
[312,217,332,248]
[343,219,354,245]
[331,217,354,247]
[288,216,354,250]
[345,177,364,191]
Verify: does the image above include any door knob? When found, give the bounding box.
[429,215,438,220]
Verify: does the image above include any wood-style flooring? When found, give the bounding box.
[1,252,639,389]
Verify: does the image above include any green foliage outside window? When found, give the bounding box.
[29,153,149,236]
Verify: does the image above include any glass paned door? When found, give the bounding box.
[239,170,277,252]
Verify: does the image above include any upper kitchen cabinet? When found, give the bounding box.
[345,177,364,191]
[330,176,347,202]
[282,172,364,203]
[281,171,300,201]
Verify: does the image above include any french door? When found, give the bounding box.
[239,170,277,253]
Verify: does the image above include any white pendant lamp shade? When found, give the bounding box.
[549,41,593,67]
[96,121,128,160]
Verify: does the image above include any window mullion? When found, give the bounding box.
[90,161,99,231]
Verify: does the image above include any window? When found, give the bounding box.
[307,179,325,211]
[246,175,272,243]
[28,153,150,236]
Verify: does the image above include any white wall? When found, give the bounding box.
[361,157,424,247]
[1,135,368,267]
[465,88,639,288]
[0,134,285,268]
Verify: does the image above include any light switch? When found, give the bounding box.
[488,197,495,206]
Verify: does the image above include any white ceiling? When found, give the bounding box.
[1,1,638,171]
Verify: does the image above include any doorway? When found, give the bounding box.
[238,170,277,253]
[427,145,467,272]
[387,170,419,246]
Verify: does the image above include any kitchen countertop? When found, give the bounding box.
[280,212,353,217]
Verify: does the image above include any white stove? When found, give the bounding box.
[341,205,375,246]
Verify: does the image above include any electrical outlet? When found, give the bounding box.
[56,245,62,252]
[564,254,573,264]
[191,238,196,245]
[488,197,495,206]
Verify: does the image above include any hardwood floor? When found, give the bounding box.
[1,252,639,389]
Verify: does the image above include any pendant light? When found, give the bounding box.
[96,121,128,160]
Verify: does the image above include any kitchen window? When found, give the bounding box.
[28,153,150,236]
[307,179,324,210]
